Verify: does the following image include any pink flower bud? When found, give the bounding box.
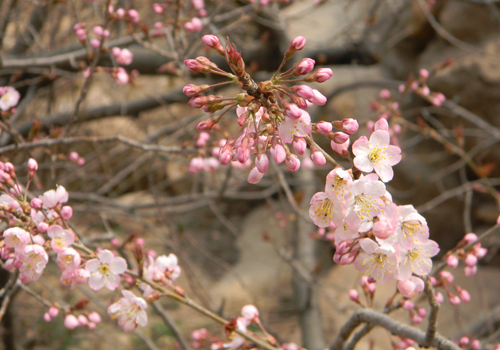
[459,337,469,347]
[464,265,477,276]
[419,69,429,79]
[285,154,300,171]
[294,58,315,76]
[293,85,314,100]
[456,287,470,302]
[88,312,101,324]
[255,154,269,173]
[31,198,43,209]
[285,103,303,119]
[128,9,140,23]
[43,313,51,322]
[471,340,480,350]
[446,254,458,268]
[32,235,45,245]
[4,162,14,173]
[93,26,103,36]
[289,36,306,51]
[270,143,286,164]
[37,222,49,233]
[102,30,110,38]
[241,304,259,321]
[348,289,359,302]
[69,152,79,162]
[292,137,307,155]
[402,300,414,310]
[315,121,332,134]
[465,254,477,266]
[78,315,88,326]
[27,158,38,172]
[421,86,430,96]
[49,307,59,317]
[463,233,478,244]
[332,132,349,144]
[416,307,427,318]
[64,315,79,330]
[197,118,216,132]
[311,89,327,106]
[374,118,389,131]
[116,8,125,17]
[153,3,164,13]
[90,39,101,49]
[87,322,96,330]
[439,271,454,285]
[331,138,350,156]
[247,167,264,184]
[219,146,232,165]
[448,293,461,306]
[435,292,444,303]
[311,150,326,166]
[315,68,333,83]
[379,89,391,99]
[410,314,422,324]
[367,283,376,294]
[60,206,73,220]
[341,118,359,135]
[475,247,487,259]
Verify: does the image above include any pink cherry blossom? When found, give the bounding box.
[3,227,30,253]
[112,47,134,65]
[309,192,344,228]
[57,248,81,271]
[64,315,79,330]
[348,174,387,221]
[0,87,20,110]
[397,240,439,281]
[60,268,89,289]
[41,185,68,209]
[278,109,311,143]
[354,239,397,284]
[325,168,353,203]
[248,166,264,184]
[47,225,75,253]
[331,138,349,155]
[19,244,49,283]
[352,130,402,182]
[241,304,259,322]
[108,290,148,332]
[396,205,429,249]
[85,249,127,291]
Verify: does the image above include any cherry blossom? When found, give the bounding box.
[3,227,30,253]
[396,205,430,249]
[397,240,440,281]
[0,87,20,110]
[47,225,75,253]
[19,244,49,283]
[85,249,127,291]
[397,276,425,298]
[352,129,402,182]
[354,239,397,284]
[309,191,344,228]
[278,109,311,144]
[57,248,81,271]
[41,186,69,209]
[108,290,148,332]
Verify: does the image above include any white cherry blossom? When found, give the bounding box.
[85,249,127,291]
[108,290,148,332]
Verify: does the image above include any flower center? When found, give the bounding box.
[98,263,111,276]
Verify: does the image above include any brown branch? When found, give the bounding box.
[423,278,440,347]
[329,309,460,350]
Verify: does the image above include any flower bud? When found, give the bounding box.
[64,315,79,330]
[31,198,43,209]
[446,254,459,268]
[410,314,422,324]
[342,118,359,135]
[48,307,59,318]
[465,254,477,266]
[60,206,73,220]
[37,222,49,233]
[464,265,477,276]
[27,158,38,177]
[310,89,327,106]
[270,143,286,164]
[419,69,429,79]
[197,118,216,132]
[471,340,480,350]
[202,35,225,55]
[247,167,264,184]
[463,233,478,244]
[241,304,259,321]
[315,121,332,135]
[331,132,349,144]
[293,58,315,76]
[459,337,469,347]
[402,300,414,310]
[88,312,101,324]
[379,89,391,99]
[43,313,51,322]
[456,287,470,302]
[310,150,326,166]
[285,103,303,120]
[448,293,461,306]
[78,315,88,326]
[435,292,444,303]
[285,36,306,58]
[284,154,300,171]
[292,137,307,155]
[416,307,427,318]
[348,289,359,302]
[255,154,269,173]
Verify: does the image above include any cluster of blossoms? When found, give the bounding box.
[184,35,360,183]
[398,68,447,107]
[0,158,184,333]
[308,120,439,298]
